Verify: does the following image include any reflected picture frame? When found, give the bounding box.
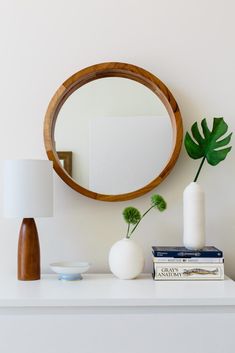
[57,151,72,176]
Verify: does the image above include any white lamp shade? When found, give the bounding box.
[3,160,53,218]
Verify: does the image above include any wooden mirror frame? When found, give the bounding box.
[44,62,183,201]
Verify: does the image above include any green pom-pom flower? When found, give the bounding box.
[151,194,167,212]
[123,207,141,225]
[122,194,167,239]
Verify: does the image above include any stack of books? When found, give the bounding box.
[152,246,224,281]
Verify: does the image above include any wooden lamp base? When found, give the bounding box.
[18,218,40,281]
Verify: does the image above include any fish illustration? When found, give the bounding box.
[183,268,218,276]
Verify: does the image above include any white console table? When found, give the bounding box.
[1,274,235,353]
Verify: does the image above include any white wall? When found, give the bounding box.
[0,0,235,278]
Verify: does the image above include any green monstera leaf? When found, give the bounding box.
[185,117,232,181]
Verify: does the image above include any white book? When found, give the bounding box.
[153,262,224,280]
[153,257,224,263]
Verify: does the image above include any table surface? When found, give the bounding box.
[0,273,235,307]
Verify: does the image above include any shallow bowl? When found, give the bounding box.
[50,261,90,280]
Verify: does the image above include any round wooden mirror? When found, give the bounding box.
[44,62,183,201]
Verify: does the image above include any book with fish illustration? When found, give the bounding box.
[152,246,223,258]
[152,262,224,280]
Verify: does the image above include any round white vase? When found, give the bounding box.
[183,182,205,250]
[109,238,144,279]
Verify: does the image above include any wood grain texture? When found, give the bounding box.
[18,218,40,281]
[44,62,183,201]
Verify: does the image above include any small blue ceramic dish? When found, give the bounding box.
[50,262,90,281]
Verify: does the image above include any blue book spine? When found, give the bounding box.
[152,251,223,258]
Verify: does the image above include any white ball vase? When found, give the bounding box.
[109,238,145,280]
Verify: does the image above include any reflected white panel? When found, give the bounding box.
[89,116,172,194]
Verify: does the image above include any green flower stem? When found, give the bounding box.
[126,223,130,238]
[129,205,154,237]
[194,156,206,182]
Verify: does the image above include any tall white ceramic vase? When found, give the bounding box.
[109,238,144,279]
[183,182,205,250]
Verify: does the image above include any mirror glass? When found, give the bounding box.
[54,77,173,194]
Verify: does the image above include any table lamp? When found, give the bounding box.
[3,160,53,281]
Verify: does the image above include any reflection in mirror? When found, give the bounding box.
[57,151,72,177]
[55,77,173,194]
